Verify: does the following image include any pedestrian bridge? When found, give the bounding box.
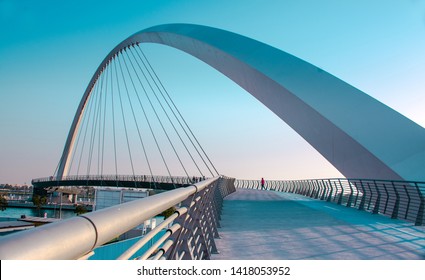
[2,23,425,260]
[0,177,424,260]
[213,188,425,260]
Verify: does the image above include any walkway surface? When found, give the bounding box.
[211,188,425,260]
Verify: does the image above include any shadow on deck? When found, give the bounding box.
[212,189,425,260]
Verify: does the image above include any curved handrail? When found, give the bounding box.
[235,178,425,226]
[32,174,205,185]
[55,24,425,183]
[0,176,236,260]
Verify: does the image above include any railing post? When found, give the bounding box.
[305,181,310,196]
[306,180,312,196]
[314,181,320,199]
[352,181,360,207]
[203,187,220,253]
[382,182,390,215]
[403,184,411,220]
[366,182,373,210]
[297,181,303,195]
[284,181,288,192]
[320,180,326,200]
[301,181,306,195]
[307,181,313,197]
[165,195,192,260]
[391,182,400,220]
[337,180,344,205]
[213,184,223,229]
[346,179,354,207]
[200,191,214,233]
[414,183,424,226]
[326,180,333,202]
[372,180,381,214]
[304,181,309,197]
[170,186,216,260]
[358,180,367,211]
[293,181,298,194]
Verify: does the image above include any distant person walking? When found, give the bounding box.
[261,177,265,190]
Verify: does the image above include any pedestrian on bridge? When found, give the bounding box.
[261,177,265,190]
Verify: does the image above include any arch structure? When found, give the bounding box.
[57,24,425,182]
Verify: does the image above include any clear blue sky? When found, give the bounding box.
[1,0,425,184]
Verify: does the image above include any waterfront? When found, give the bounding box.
[0,207,76,220]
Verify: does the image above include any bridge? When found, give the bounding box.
[0,24,424,260]
[213,186,425,260]
[32,174,202,191]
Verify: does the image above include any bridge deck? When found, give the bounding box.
[212,188,425,260]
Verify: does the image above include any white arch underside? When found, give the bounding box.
[56,24,425,182]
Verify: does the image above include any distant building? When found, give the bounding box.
[94,187,149,211]
[93,187,159,240]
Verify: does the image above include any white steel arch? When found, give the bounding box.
[56,24,425,182]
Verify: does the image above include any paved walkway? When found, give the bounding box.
[211,188,425,260]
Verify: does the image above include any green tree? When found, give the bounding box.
[32,195,47,217]
[0,195,7,211]
[160,206,176,219]
[74,204,88,215]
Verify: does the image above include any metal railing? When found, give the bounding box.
[32,174,206,185]
[0,176,236,260]
[235,178,425,226]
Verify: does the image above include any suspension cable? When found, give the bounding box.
[136,45,219,176]
[67,76,94,176]
[110,57,118,178]
[96,64,106,175]
[75,72,101,176]
[128,47,204,177]
[115,55,136,179]
[119,48,174,181]
[122,48,189,178]
[115,54,154,179]
[100,60,110,177]
[86,65,104,176]
[63,44,220,183]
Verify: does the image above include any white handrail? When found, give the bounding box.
[0,177,220,260]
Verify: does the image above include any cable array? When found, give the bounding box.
[61,44,219,182]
